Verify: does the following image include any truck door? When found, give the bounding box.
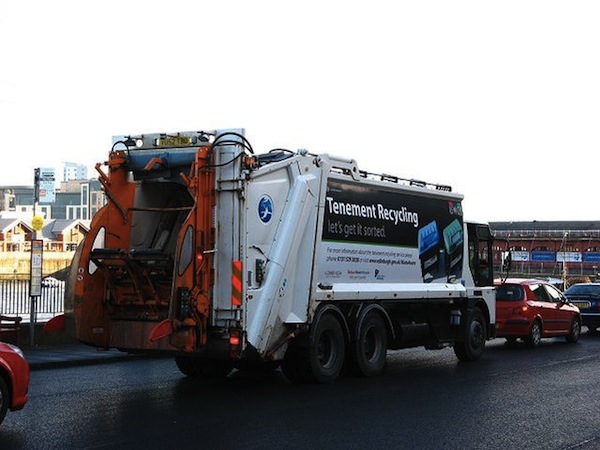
[467,223,494,287]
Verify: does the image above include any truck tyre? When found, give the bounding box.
[194,358,233,378]
[175,355,199,376]
[237,360,280,375]
[281,339,311,383]
[175,356,233,378]
[453,307,486,361]
[307,313,345,383]
[350,312,387,377]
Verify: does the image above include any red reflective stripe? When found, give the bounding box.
[232,260,243,306]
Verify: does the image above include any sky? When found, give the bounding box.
[1,1,598,222]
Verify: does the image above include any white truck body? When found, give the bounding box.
[67,129,496,382]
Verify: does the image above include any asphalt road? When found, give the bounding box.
[2,333,600,450]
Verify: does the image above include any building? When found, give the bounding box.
[0,217,89,253]
[55,179,104,220]
[63,162,88,182]
[490,221,600,281]
[0,179,104,221]
[40,219,90,252]
[0,171,100,277]
[0,218,33,252]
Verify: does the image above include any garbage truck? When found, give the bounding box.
[60,128,496,383]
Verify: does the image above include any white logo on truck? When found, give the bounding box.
[258,196,274,223]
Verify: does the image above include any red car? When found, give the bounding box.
[495,278,581,347]
[0,341,30,425]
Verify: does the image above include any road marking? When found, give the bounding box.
[563,437,597,449]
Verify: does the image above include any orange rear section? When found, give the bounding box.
[168,147,215,351]
[70,145,215,353]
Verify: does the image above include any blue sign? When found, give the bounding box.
[258,196,274,223]
[583,253,600,263]
[37,167,56,204]
[530,251,555,262]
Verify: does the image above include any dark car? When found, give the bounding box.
[495,278,581,347]
[564,283,600,333]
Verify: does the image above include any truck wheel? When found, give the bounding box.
[308,313,345,383]
[281,339,310,383]
[350,312,387,377]
[453,307,486,361]
[237,360,280,375]
[194,358,233,378]
[0,377,9,426]
[175,355,199,376]
[175,356,233,378]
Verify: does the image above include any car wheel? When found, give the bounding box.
[566,318,581,343]
[0,376,9,426]
[526,320,542,348]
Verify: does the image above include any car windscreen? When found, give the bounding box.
[565,284,600,297]
[495,284,524,301]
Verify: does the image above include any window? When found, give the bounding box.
[67,205,88,220]
[178,225,194,276]
[531,284,550,302]
[88,227,105,275]
[566,284,600,296]
[544,284,565,303]
[496,284,524,301]
[81,183,89,206]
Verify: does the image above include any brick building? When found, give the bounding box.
[490,221,600,281]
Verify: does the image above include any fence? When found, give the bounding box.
[0,280,64,320]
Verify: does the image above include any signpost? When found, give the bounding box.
[29,239,43,346]
[30,167,53,345]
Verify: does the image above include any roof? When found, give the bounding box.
[41,219,90,240]
[490,221,600,232]
[0,218,33,233]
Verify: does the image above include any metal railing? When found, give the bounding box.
[0,280,64,318]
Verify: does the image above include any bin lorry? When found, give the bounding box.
[61,128,496,383]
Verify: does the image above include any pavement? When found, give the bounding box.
[22,344,168,370]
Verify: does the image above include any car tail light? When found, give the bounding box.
[514,306,528,315]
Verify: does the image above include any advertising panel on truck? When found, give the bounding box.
[318,179,464,285]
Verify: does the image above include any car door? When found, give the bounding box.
[544,283,572,333]
[530,283,556,333]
